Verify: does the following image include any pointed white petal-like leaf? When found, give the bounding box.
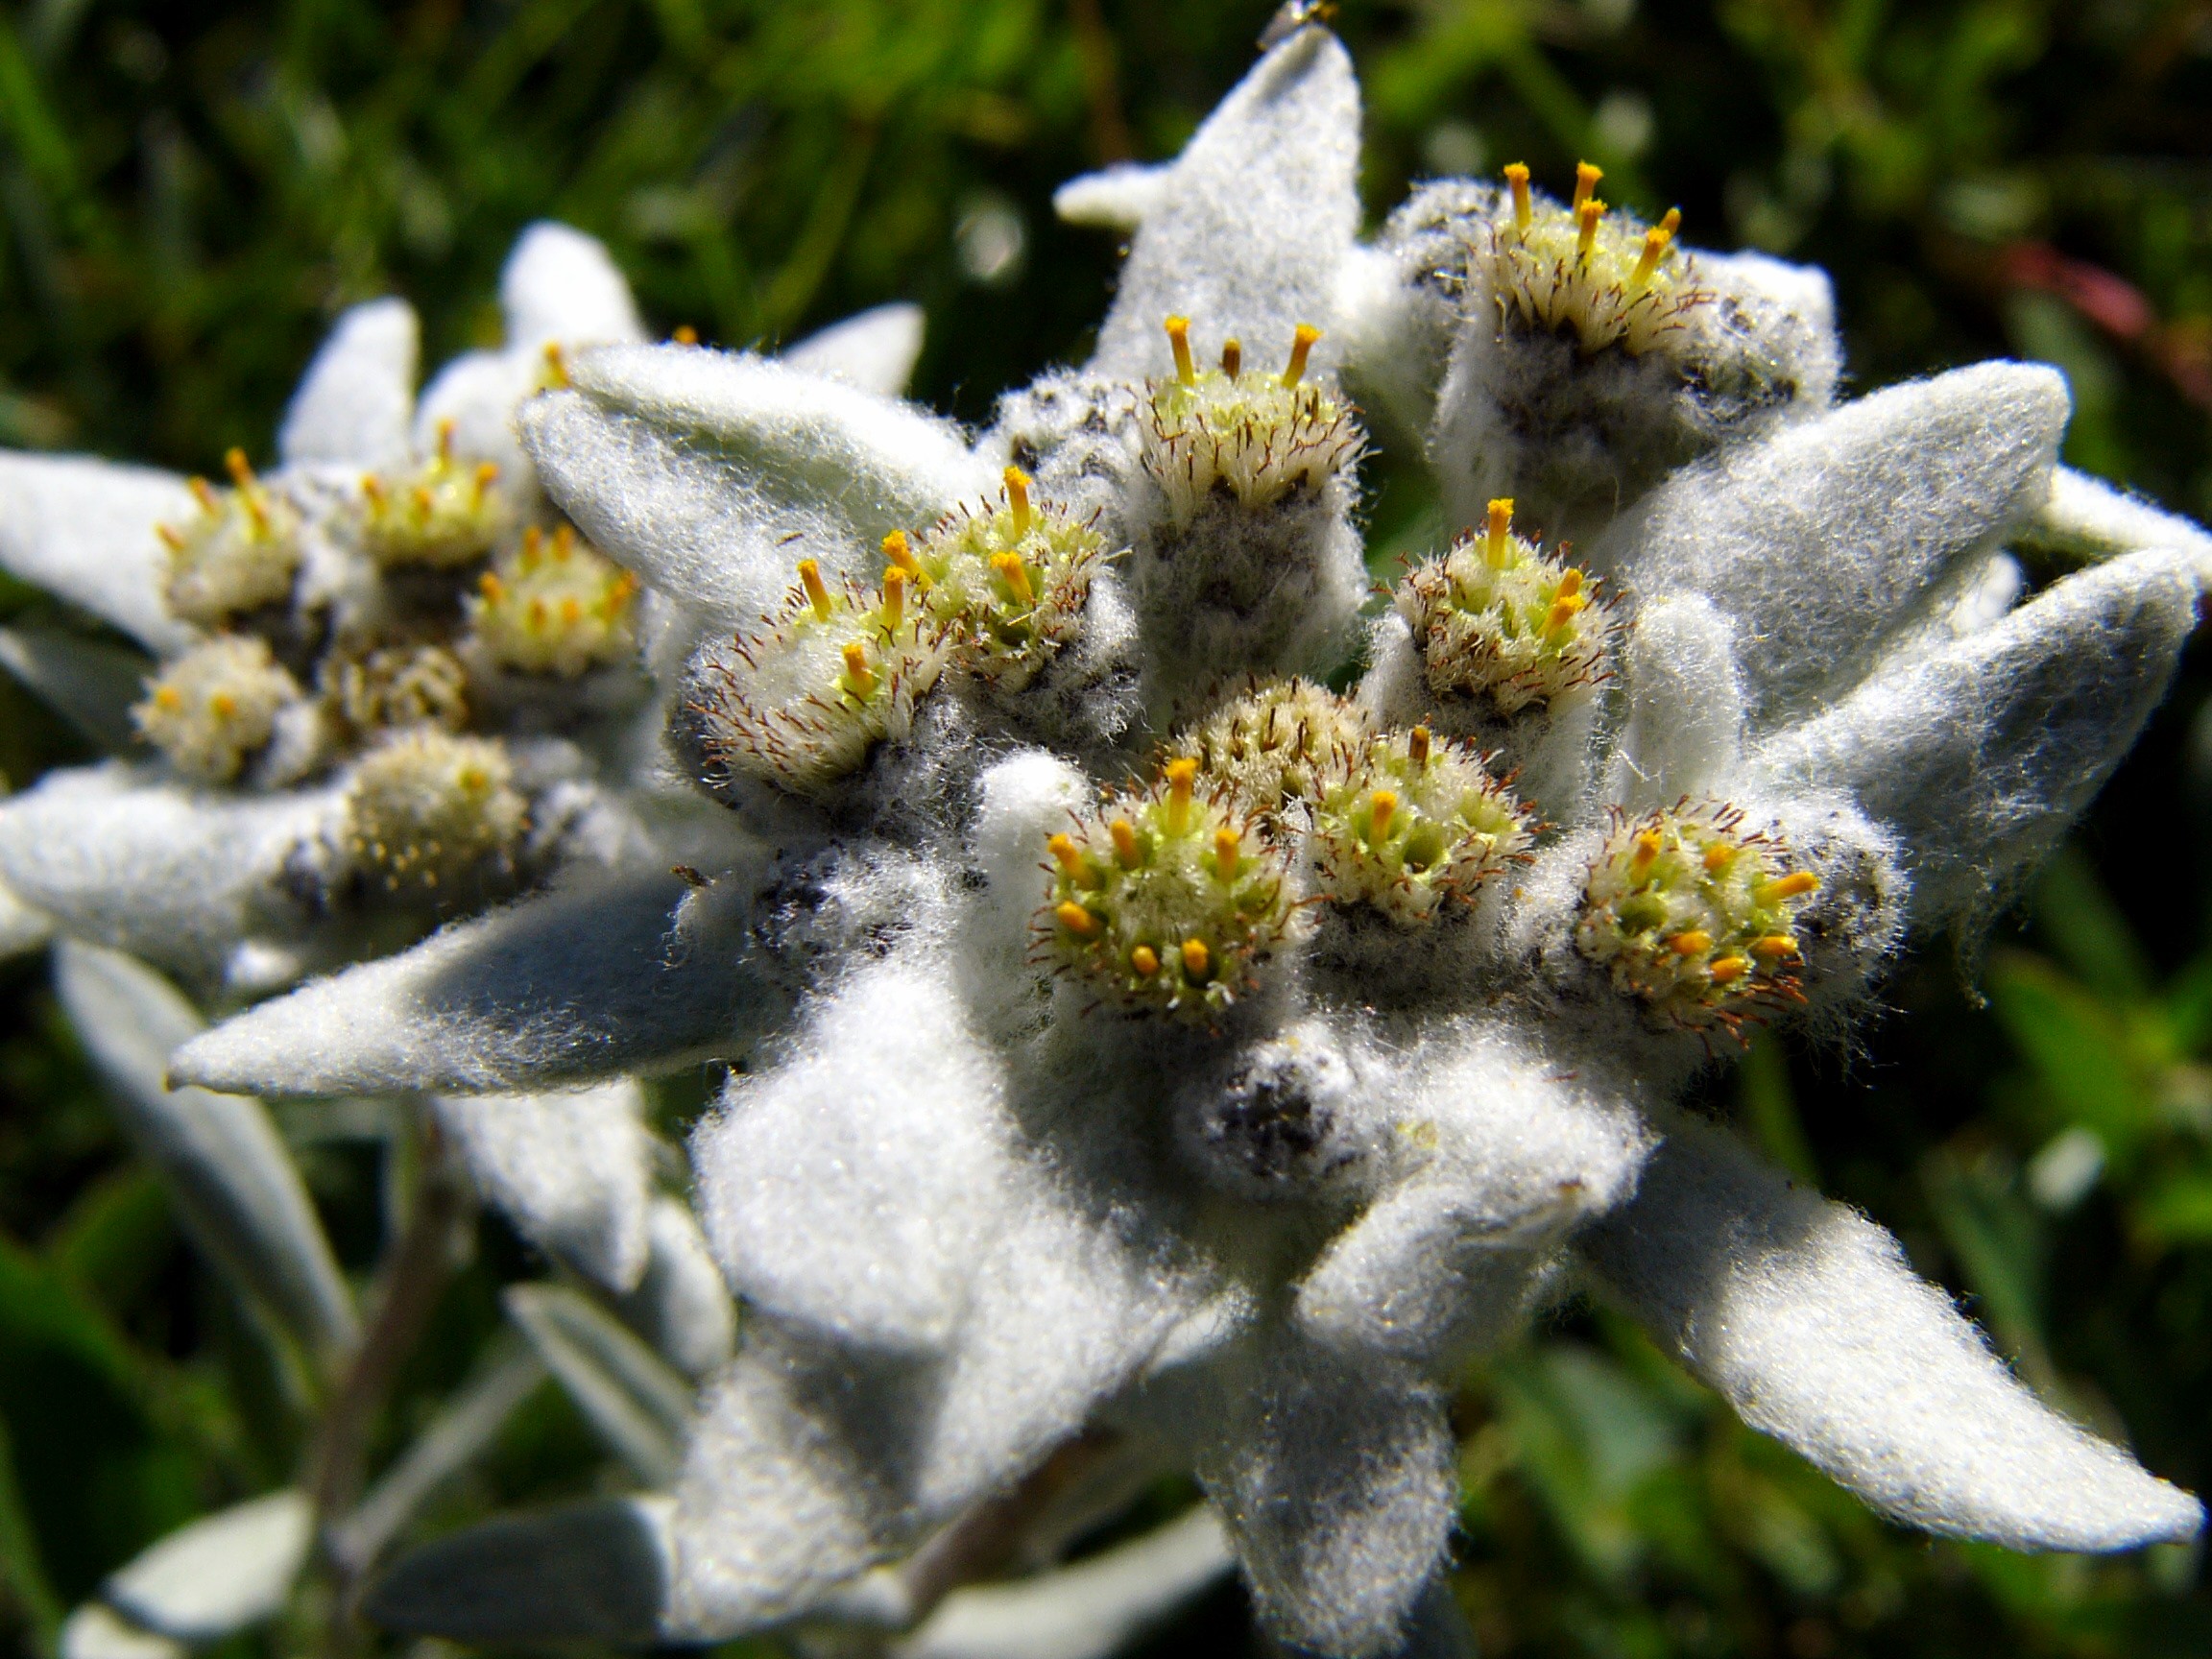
[1090,28,1360,380]
[894,1506,1232,1659]
[435,1080,652,1290]
[0,623,154,753]
[170,870,784,1097]
[782,302,926,397]
[1599,363,2070,729]
[411,347,538,483]
[1756,549,2196,924]
[615,1198,737,1380]
[102,1491,312,1644]
[505,1284,693,1485]
[501,222,645,347]
[1051,162,1170,232]
[2033,465,2212,582]
[60,1606,181,1659]
[56,942,355,1358]
[1612,594,1744,808]
[0,768,340,984]
[364,1495,673,1645]
[0,874,50,960]
[277,298,420,470]
[1188,1333,1456,1659]
[0,453,196,653]
[1579,1117,2202,1551]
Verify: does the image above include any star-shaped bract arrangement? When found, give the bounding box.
[169,25,2212,1659]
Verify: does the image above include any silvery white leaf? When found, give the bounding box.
[0,623,154,754]
[499,221,646,348]
[505,1284,693,1485]
[893,1505,1233,1659]
[363,1495,673,1645]
[0,453,197,654]
[2033,464,2212,581]
[55,942,355,1358]
[1051,162,1170,232]
[102,1491,312,1645]
[0,874,50,962]
[614,1197,737,1380]
[1090,28,1360,381]
[434,1080,653,1290]
[1578,1117,2203,1551]
[170,870,783,1097]
[277,298,420,470]
[1612,594,1744,807]
[60,1606,183,1659]
[782,302,926,398]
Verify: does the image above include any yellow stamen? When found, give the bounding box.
[1368,789,1398,842]
[551,524,575,558]
[1057,901,1100,937]
[1485,497,1514,568]
[1213,826,1240,881]
[1047,832,1085,877]
[411,485,434,519]
[1110,818,1140,867]
[473,461,498,500]
[560,596,583,625]
[882,566,907,629]
[1668,929,1713,955]
[1181,938,1211,979]
[360,474,385,503]
[1130,945,1160,977]
[1408,726,1431,767]
[1281,323,1321,387]
[672,325,700,347]
[1709,955,1750,985]
[156,523,185,550]
[1702,842,1735,874]
[1576,198,1604,259]
[224,448,253,490]
[797,559,834,622]
[1165,757,1198,836]
[881,529,924,583]
[1165,316,1195,386]
[1630,830,1664,875]
[153,685,182,711]
[1555,566,1582,599]
[1658,206,1682,238]
[1759,871,1821,903]
[479,572,505,602]
[208,692,236,718]
[1751,934,1802,960]
[1004,466,1032,537]
[991,551,1036,609]
[188,476,218,513]
[1630,223,1672,288]
[1545,591,1587,633]
[1573,161,1602,211]
[436,418,457,461]
[1504,162,1531,232]
[840,640,878,700]
[541,341,569,388]
[1219,338,1241,377]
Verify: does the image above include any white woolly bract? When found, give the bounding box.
[278,298,420,471]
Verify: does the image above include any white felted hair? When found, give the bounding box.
[0,453,199,654]
[1579,1117,2202,1550]
[499,221,647,349]
[2035,462,2212,580]
[617,1198,737,1381]
[1611,592,1745,807]
[780,302,926,399]
[1051,161,1170,232]
[277,298,421,470]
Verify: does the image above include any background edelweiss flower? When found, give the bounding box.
[153,21,2212,1659]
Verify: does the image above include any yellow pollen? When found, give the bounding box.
[479,572,505,602]
[1056,901,1100,937]
[1048,832,1085,877]
[1166,757,1198,834]
[551,524,575,558]
[1630,830,1665,874]
[1130,945,1160,976]
[1702,842,1735,874]
[541,342,569,388]
[156,524,185,550]
[436,418,458,461]
[1181,937,1211,978]
[560,596,582,625]
[1668,929,1713,955]
[1282,324,1321,387]
[1110,817,1140,867]
[1545,591,1587,632]
[1573,161,1603,211]
[798,559,834,622]
[473,461,499,499]
[528,598,548,629]
[672,325,700,346]
[1368,789,1398,842]
[1659,206,1682,238]
[1751,934,1801,959]
[207,692,237,718]
[189,476,218,513]
[1709,955,1750,985]
[1630,223,1672,288]
[991,551,1036,609]
[1165,316,1195,386]
[882,565,907,628]
[1503,162,1531,232]
[1219,338,1241,377]
[1555,566,1582,599]
[1485,496,1514,567]
[224,448,254,490]
[1408,726,1431,767]
[1576,198,1604,258]
[1004,466,1032,536]
[840,640,877,700]
[153,685,181,711]
[1760,871,1821,903]
[1214,826,1240,880]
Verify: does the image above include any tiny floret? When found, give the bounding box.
[132,634,303,781]
[470,524,640,677]
[343,729,528,894]
[1142,316,1363,522]
[1396,496,1614,713]
[1172,677,1371,818]
[1041,757,1295,1020]
[326,642,471,739]
[907,470,1106,690]
[359,421,515,570]
[1486,160,1696,357]
[1576,800,1819,1029]
[158,449,303,626]
[1310,726,1531,925]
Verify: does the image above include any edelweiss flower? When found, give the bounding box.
[167,23,2212,1659]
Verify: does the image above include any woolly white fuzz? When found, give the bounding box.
[0,454,198,653]
[781,302,926,398]
[277,298,421,470]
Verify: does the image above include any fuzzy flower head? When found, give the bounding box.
[132,634,305,782]
[358,419,516,569]
[469,523,640,677]
[1490,161,1696,358]
[158,450,304,627]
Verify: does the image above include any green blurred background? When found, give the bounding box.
[2,2,2211,1655]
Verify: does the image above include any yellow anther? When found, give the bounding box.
[1408,726,1431,767]
[797,558,834,622]
[1573,161,1603,211]
[672,324,700,347]
[473,461,499,499]
[1485,497,1514,568]
[1709,954,1750,985]
[1130,945,1160,977]
[1630,223,1672,288]
[1759,871,1821,903]
[360,473,385,503]
[880,529,925,585]
[1555,566,1583,599]
[1165,316,1196,386]
[1659,206,1682,238]
[1057,901,1101,937]
[1004,466,1033,536]
[840,639,878,700]
[1751,934,1801,960]
[541,341,569,388]
[153,685,182,711]
[436,418,458,460]
[1110,817,1141,867]
[479,571,506,602]
[1048,832,1085,877]
[1576,198,1604,258]
[189,476,219,513]
[1368,789,1399,842]
[1702,842,1736,874]
[1545,591,1587,633]
[560,596,583,626]
[1214,826,1240,881]
[156,523,185,550]
[1165,757,1198,835]
[207,690,237,718]
[550,524,575,558]
[224,448,254,490]
[411,485,435,518]
[1220,338,1241,377]
[1281,323,1321,387]
[1504,162,1532,232]
[990,551,1036,609]
[1630,830,1665,874]
[1668,929,1713,956]
[882,565,907,628]
[1181,937,1212,979]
